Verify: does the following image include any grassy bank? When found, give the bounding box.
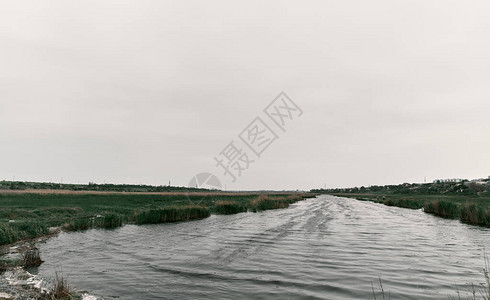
[0,191,316,246]
[333,193,490,227]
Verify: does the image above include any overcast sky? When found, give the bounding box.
[1,1,489,190]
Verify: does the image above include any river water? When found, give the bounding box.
[37,195,490,299]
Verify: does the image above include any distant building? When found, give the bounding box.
[433,178,463,183]
[470,179,487,185]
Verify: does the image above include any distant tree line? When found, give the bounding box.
[0,180,215,193]
[311,178,490,196]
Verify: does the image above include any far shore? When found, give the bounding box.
[0,189,300,196]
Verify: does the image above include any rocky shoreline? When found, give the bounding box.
[0,231,97,300]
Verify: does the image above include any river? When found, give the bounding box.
[37,195,490,299]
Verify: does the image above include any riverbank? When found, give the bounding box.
[0,234,95,299]
[0,190,316,246]
[332,193,490,227]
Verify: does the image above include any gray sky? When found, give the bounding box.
[1,1,489,190]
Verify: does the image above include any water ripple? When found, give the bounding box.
[37,196,490,299]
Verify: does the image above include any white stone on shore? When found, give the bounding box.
[82,293,98,300]
[0,292,13,299]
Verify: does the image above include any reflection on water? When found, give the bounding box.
[37,196,490,299]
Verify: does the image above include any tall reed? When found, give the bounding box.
[20,246,43,268]
[50,272,74,300]
[250,195,290,212]
[215,201,246,214]
[135,206,210,224]
[460,203,490,227]
[424,200,460,219]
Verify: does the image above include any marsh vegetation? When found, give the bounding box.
[0,191,316,246]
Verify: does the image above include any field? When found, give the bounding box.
[0,190,317,246]
[332,193,490,227]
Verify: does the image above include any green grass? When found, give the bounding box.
[0,192,316,245]
[334,193,490,227]
[0,221,49,245]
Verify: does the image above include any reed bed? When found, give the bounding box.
[250,194,305,212]
[63,213,124,231]
[250,195,289,212]
[214,201,247,214]
[134,206,210,224]
[390,198,488,227]
[0,192,316,245]
[383,198,424,209]
[424,200,460,219]
[0,221,49,245]
[97,214,124,229]
[460,203,490,227]
[0,223,19,245]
